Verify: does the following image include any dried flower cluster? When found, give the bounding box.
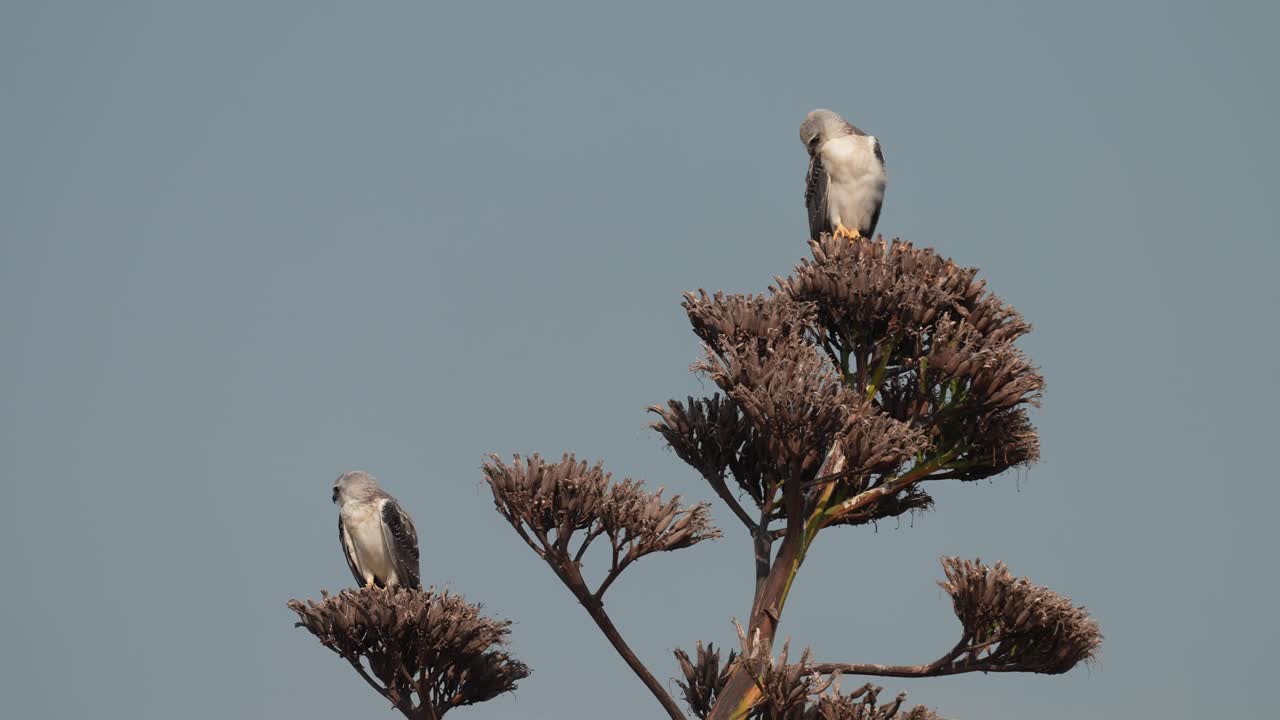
[776,235,1009,355]
[694,336,863,480]
[946,408,1039,482]
[656,236,1046,539]
[287,587,529,719]
[650,395,776,516]
[483,453,720,594]
[938,557,1102,674]
[804,686,945,720]
[682,637,943,720]
[675,641,739,719]
[776,236,1044,471]
[684,290,814,355]
[650,391,929,530]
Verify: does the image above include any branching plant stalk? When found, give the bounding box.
[706,443,846,720]
[556,562,687,720]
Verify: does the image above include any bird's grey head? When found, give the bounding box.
[799,109,853,153]
[332,470,380,505]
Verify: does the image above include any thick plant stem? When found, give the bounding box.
[707,446,845,720]
[712,534,806,720]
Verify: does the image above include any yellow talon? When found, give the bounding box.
[832,224,862,241]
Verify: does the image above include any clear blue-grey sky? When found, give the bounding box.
[2,2,1276,718]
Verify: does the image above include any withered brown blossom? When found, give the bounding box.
[727,638,946,720]
[483,453,720,586]
[804,683,946,720]
[776,235,1044,466]
[287,587,529,719]
[649,391,929,531]
[776,235,990,354]
[683,290,814,358]
[944,408,1040,481]
[649,394,777,519]
[675,641,738,719]
[939,557,1102,674]
[694,336,860,480]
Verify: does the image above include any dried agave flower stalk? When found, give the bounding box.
[483,452,720,719]
[476,230,1097,719]
[645,235,1097,720]
[287,587,529,719]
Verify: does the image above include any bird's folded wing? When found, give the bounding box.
[380,498,422,589]
[805,153,829,239]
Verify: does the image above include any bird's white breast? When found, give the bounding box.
[342,499,398,585]
[819,134,886,232]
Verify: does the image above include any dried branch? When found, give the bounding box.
[574,582,687,720]
[483,453,717,719]
[287,587,529,719]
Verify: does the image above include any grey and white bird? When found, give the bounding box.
[332,471,422,590]
[799,109,887,241]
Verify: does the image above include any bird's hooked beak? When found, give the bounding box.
[331,487,340,504]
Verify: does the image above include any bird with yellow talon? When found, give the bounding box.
[800,108,887,242]
[332,470,422,590]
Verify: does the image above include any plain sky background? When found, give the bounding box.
[2,2,1277,718]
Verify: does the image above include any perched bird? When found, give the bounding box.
[332,471,421,589]
[799,108,887,241]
